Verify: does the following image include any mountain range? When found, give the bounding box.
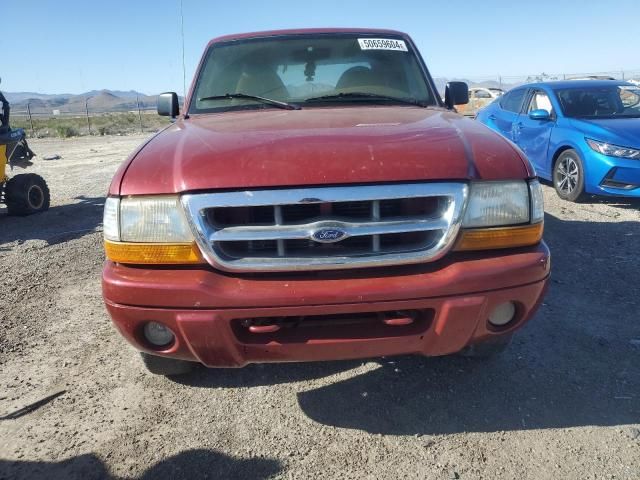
[4,90,164,113]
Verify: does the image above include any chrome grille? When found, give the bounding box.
[182,183,468,272]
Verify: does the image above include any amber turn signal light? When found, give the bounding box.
[454,223,543,252]
[104,240,204,264]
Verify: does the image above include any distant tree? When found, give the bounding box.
[525,72,560,82]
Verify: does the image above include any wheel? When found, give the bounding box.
[140,352,196,376]
[4,173,50,216]
[458,335,512,358]
[553,149,586,202]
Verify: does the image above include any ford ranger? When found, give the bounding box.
[102,28,550,375]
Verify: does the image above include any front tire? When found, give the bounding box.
[458,335,512,358]
[553,149,586,202]
[5,173,50,216]
[140,352,196,376]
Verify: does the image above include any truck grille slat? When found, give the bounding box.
[273,205,286,257]
[182,183,468,272]
[209,217,450,242]
[372,199,381,252]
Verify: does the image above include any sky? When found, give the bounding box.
[2,0,639,95]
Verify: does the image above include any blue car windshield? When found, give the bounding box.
[556,85,640,119]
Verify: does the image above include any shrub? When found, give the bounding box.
[55,125,79,138]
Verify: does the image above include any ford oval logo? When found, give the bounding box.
[311,228,347,243]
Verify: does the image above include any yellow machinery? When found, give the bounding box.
[1,128,49,215]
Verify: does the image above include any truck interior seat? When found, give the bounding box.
[336,66,376,90]
[235,66,290,100]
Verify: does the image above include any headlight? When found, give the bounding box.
[103,195,202,264]
[529,179,544,224]
[586,138,640,159]
[103,197,120,241]
[455,180,544,251]
[462,181,530,228]
[119,196,193,242]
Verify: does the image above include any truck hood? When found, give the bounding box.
[115,106,532,195]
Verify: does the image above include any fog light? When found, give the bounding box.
[143,322,175,347]
[488,302,516,327]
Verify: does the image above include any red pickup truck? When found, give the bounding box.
[102,29,549,375]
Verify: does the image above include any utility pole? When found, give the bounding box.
[136,95,143,133]
[85,97,92,135]
[27,102,35,137]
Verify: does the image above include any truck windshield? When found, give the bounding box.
[189,34,435,113]
[556,85,640,119]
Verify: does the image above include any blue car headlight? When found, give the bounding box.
[586,138,640,160]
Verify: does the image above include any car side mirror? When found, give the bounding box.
[158,92,179,118]
[529,109,551,121]
[445,82,469,109]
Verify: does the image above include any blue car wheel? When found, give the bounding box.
[553,149,586,202]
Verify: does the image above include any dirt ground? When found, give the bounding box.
[1,134,639,479]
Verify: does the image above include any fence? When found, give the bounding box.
[9,68,640,137]
[11,97,161,137]
[11,105,167,138]
[436,69,640,94]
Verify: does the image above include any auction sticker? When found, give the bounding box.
[358,38,408,52]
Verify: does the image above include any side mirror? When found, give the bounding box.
[157,92,179,118]
[529,109,551,121]
[445,82,469,109]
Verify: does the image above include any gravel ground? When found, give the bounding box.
[1,134,639,479]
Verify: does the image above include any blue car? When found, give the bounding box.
[476,80,640,201]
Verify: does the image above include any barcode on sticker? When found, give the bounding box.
[358,38,408,51]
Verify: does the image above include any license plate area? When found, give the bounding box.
[232,309,434,344]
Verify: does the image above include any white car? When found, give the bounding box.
[457,87,504,116]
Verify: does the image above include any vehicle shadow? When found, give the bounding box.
[170,213,639,434]
[293,212,639,434]
[172,359,362,389]
[0,448,281,480]
[0,195,104,247]
[539,180,640,210]
[583,196,640,211]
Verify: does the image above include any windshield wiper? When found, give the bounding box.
[198,93,301,110]
[305,92,427,107]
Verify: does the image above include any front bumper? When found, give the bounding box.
[103,243,550,367]
[585,150,640,197]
